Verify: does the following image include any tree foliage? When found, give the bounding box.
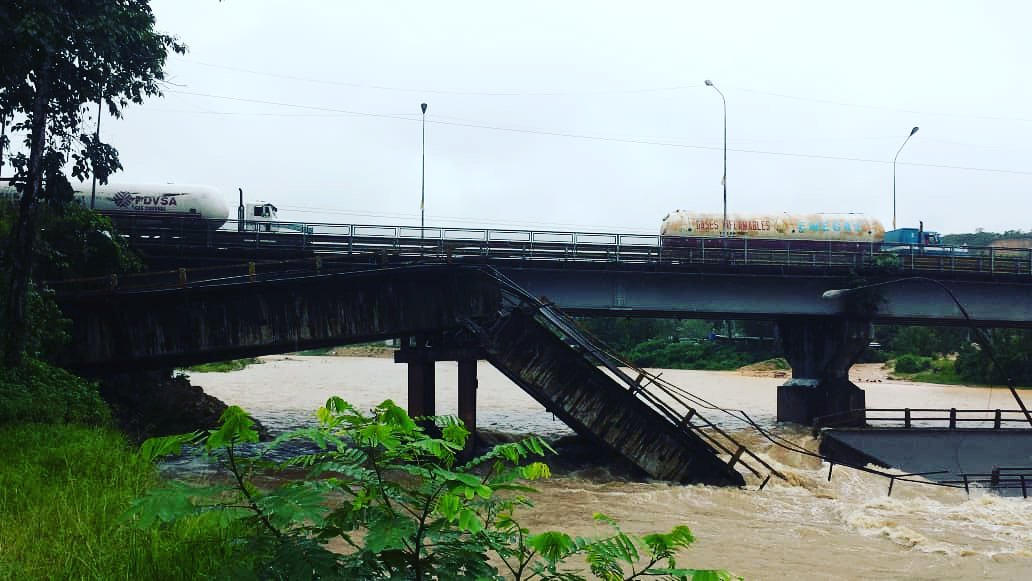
[0,0,184,363]
[955,330,1032,387]
[135,399,734,580]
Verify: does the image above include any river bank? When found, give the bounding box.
[185,355,1032,580]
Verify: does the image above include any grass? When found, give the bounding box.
[186,357,261,373]
[891,357,967,385]
[0,423,238,579]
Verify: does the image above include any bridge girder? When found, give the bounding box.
[498,267,1032,328]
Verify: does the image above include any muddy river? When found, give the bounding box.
[189,356,1032,580]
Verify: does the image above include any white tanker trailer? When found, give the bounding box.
[0,180,230,228]
[661,211,885,242]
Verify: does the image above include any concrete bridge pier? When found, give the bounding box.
[776,317,870,426]
[395,335,482,459]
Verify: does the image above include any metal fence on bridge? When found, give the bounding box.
[112,217,1032,278]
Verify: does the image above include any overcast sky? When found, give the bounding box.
[94,0,1032,234]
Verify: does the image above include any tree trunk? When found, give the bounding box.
[3,59,50,366]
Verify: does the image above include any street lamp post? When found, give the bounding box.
[420,102,428,249]
[892,126,919,230]
[822,276,1032,427]
[705,80,727,237]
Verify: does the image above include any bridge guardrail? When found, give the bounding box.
[813,407,1032,434]
[943,467,1032,497]
[46,219,1032,295]
[111,218,1032,279]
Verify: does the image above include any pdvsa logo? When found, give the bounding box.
[112,191,182,208]
[113,192,134,208]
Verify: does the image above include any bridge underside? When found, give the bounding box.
[59,267,501,374]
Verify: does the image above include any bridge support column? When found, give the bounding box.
[398,336,437,418]
[406,360,436,418]
[457,358,478,461]
[776,317,870,426]
[395,336,484,457]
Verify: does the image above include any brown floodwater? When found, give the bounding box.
[190,356,1032,580]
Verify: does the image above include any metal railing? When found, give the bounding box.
[943,467,1032,497]
[109,217,1032,279]
[813,407,1032,433]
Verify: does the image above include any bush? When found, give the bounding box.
[893,354,932,374]
[624,338,774,370]
[185,357,260,373]
[136,400,735,579]
[0,358,109,425]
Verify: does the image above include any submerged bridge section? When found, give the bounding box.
[55,264,779,487]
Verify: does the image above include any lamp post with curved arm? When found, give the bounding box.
[705,80,727,237]
[822,276,1032,427]
[420,102,428,249]
[892,126,919,230]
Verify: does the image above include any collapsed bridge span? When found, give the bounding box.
[56,263,778,486]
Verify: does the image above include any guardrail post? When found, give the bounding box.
[108,274,118,292]
[248,261,256,282]
[904,408,911,428]
[990,247,995,273]
[990,466,1000,487]
[177,268,187,288]
[744,238,749,264]
[994,409,1002,429]
[949,408,957,429]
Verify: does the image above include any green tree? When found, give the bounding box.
[576,317,678,352]
[955,329,1032,387]
[136,399,733,580]
[0,0,184,364]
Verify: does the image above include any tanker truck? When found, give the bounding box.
[660,211,885,242]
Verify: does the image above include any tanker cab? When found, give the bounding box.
[245,201,279,232]
[883,225,942,247]
[882,222,959,255]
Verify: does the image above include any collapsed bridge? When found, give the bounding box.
[55,263,781,487]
